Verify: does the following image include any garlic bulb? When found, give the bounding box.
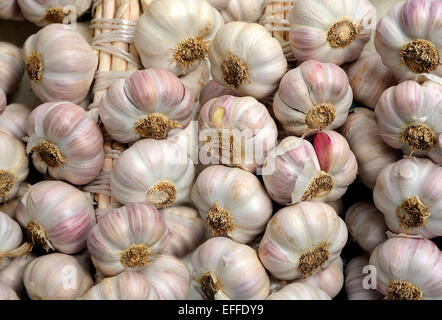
[0,104,32,141]
[191,165,273,244]
[375,81,442,164]
[0,132,29,204]
[198,95,278,172]
[23,24,98,103]
[16,181,96,254]
[0,282,19,300]
[345,202,388,254]
[0,211,28,270]
[192,237,270,300]
[27,101,104,185]
[111,137,196,208]
[99,68,194,143]
[87,203,170,277]
[138,254,190,300]
[207,0,264,23]
[0,253,36,297]
[134,0,223,76]
[369,237,442,300]
[259,202,348,280]
[373,157,442,239]
[273,60,353,137]
[0,0,24,20]
[344,51,396,109]
[345,256,383,300]
[374,0,442,82]
[81,271,159,300]
[267,282,331,300]
[23,253,93,300]
[199,80,237,108]
[161,206,205,258]
[262,131,357,206]
[17,0,92,26]
[0,42,24,108]
[289,0,375,65]
[340,108,402,189]
[209,21,287,99]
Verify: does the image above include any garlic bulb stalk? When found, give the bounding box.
[266,282,331,300]
[0,0,24,20]
[0,211,30,270]
[0,282,19,300]
[345,256,383,300]
[0,253,36,297]
[0,42,24,109]
[207,0,264,23]
[199,80,237,108]
[0,104,32,141]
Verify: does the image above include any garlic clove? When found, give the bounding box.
[208,0,264,23]
[0,103,32,141]
[266,282,331,300]
[0,0,24,21]
[0,282,19,300]
[0,42,24,107]
[345,256,383,300]
[0,253,37,297]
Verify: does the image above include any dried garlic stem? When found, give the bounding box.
[32,141,65,168]
[120,243,152,268]
[27,221,52,251]
[134,113,181,140]
[298,246,330,278]
[0,169,15,198]
[146,181,177,208]
[174,37,208,71]
[44,7,72,24]
[386,280,423,300]
[222,55,249,88]
[301,172,334,201]
[401,39,440,74]
[305,103,336,130]
[401,124,436,152]
[206,201,234,236]
[200,271,221,300]
[327,17,361,48]
[25,51,43,82]
[397,196,431,229]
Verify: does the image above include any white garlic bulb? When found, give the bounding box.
[345,202,388,254]
[267,282,331,300]
[17,0,92,26]
[340,108,402,189]
[0,42,24,109]
[0,282,19,300]
[0,211,28,270]
[111,137,195,208]
[207,0,264,23]
[16,181,96,254]
[373,157,442,239]
[192,237,270,300]
[23,23,98,103]
[369,237,442,300]
[23,253,93,300]
[134,0,223,76]
[289,0,375,65]
[87,203,170,277]
[0,0,24,20]
[199,80,237,108]
[0,132,29,204]
[345,256,383,300]
[375,81,442,164]
[27,101,104,185]
[209,21,287,99]
[0,253,37,297]
[374,0,442,82]
[0,104,32,141]
[273,60,353,137]
[191,165,273,244]
[100,68,194,143]
[259,202,348,280]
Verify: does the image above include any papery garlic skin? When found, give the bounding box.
[27,101,104,185]
[0,132,29,204]
[23,253,93,300]
[340,108,402,189]
[345,256,383,300]
[198,95,278,172]
[0,282,19,300]
[16,181,96,254]
[180,60,210,101]
[369,237,442,300]
[199,80,237,108]
[192,237,270,300]
[259,202,348,281]
[207,0,264,23]
[375,81,442,164]
[0,42,24,108]
[345,202,388,254]
[87,203,170,277]
[344,51,396,109]
[326,199,344,216]
[273,60,353,137]
[134,0,223,76]
[374,0,442,82]
[0,104,32,141]
[209,21,287,99]
[0,211,23,270]
[0,0,24,20]
[0,253,36,297]
[373,157,442,239]
[289,0,375,65]
[17,0,91,26]
[23,24,98,103]
[191,165,272,244]
[266,282,331,300]
[111,138,195,209]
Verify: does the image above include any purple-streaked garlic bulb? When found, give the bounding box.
[207,0,264,23]
[345,256,383,300]
[369,237,442,300]
[23,24,98,104]
[0,0,24,20]
[191,237,270,300]
[289,0,375,65]
[0,42,24,110]
[111,137,195,208]
[340,108,402,189]
[99,68,194,143]
[343,51,397,109]
[191,165,273,244]
[26,101,104,185]
[345,201,388,254]
[258,202,347,281]
[266,282,331,300]
[87,203,170,277]
[23,253,93,300]
[199,80,237,108]
[17,0,91,26]
[375,81,442,164]
[198,95,278,172]
[161,206,205,258]
[373,157,442,239]
[0,253,37,297]
[0,282,19,300]
[0,211,30,270]
[16,181,96,254]
[0,104,32,141]
[273,60,353,137]
[262,130,357,206]
[374,0,442,82]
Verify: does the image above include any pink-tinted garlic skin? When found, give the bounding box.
[0,103,32,141]
[0,282,19,300]
[267,282,331,300]
[0,253,37,297]
[0,42,24,106]
[199,80,237,108]
[0,0,24,20]
[345,256,383,300]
